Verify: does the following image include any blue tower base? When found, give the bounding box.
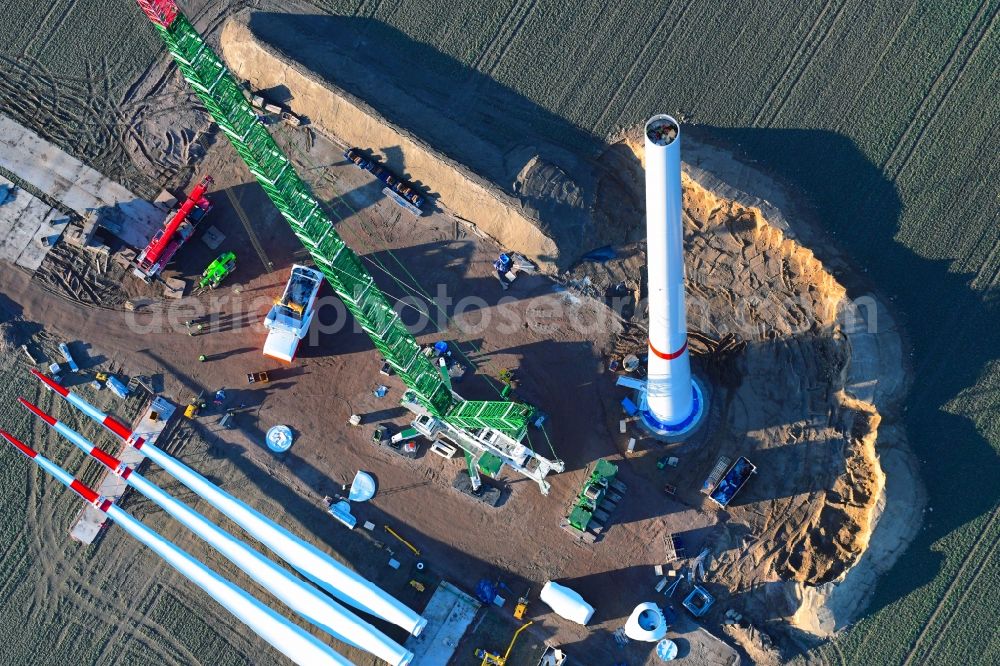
[637,376,708,442]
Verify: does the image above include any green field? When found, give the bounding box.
[1,0,998,664]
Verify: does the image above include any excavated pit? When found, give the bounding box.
[220,11,642,273]
[215,14,920,643]
[570,126,918,639]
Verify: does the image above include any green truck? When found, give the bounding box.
[560,459,627,543]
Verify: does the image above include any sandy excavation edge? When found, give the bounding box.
[219,13,563,272]
[676,140,925,639]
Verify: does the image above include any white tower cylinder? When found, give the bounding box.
[644,115,696,427]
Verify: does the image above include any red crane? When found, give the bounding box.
[135,175,214,279]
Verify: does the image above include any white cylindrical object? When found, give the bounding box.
[33,401,409,661]
[16,445,351,666]
[644,114,694,425]
[125,467,411,665]
[539,581,595,625]
[104,505,353,666]
[31,371,426,637]
[139,439,426,636]
[623,602,668,642]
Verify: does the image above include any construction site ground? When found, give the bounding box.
[0,6,923,663]
[0,98,920,665]
[2,126,740,664]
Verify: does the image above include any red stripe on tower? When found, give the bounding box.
[648,340,687,361]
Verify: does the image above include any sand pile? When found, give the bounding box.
[570,127,918,643]
[775,401,884,585]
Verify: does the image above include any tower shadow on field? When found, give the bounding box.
[688,124,1000,625]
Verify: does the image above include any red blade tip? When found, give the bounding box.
[17,398,57,426]
[0,430,38,458]
[29,369,70,396]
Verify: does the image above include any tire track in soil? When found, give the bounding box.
[607,0,698,131]
[548,4,617,116]
[900,503,1000,666]
[367,0,386,20]
[918,517,1000,664]
[766,0,852,127]
[832,0,917,136]
[0,52,151,197]
[483,0,540,77]
[21,3,65,58]
[591,1,678,130]
[883,0,998,180]
[88,577,195,666]
[79,510,225,665]
[470,0,528,73]
[829,639,847,666]
[750,0,838,127]
[24,443,107,632]
[89,556,174,664]
[968,209,1000,290]
[120,0,254,190]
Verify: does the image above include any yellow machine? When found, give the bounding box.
[476,621,534,666]
[184,391,206,419]
[276,297,305,315]
[513,593,529,621]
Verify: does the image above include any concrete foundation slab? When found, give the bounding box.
[0,113,163,249]
[0,175,70,270]
[405,581,480,665]
[70,396,177,545]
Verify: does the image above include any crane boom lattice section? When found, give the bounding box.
[142,7,528,435]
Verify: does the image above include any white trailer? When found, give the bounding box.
[263,265,324,363]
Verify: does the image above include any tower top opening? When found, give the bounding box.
[645,115,679,146]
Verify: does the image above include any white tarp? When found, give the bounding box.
[349,471,376,502]
[540,581,594,625]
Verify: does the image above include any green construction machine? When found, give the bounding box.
[132,0,564,496]
[560,459,627,543]
[198,251,236,290]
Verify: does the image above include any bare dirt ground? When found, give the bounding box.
[0,110,920,665]
[0,7,922,665]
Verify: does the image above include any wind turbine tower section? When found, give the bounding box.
[640,114,706,437]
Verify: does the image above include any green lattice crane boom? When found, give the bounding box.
[135,0,530,437]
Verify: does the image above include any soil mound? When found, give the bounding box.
[574,126,918,640]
